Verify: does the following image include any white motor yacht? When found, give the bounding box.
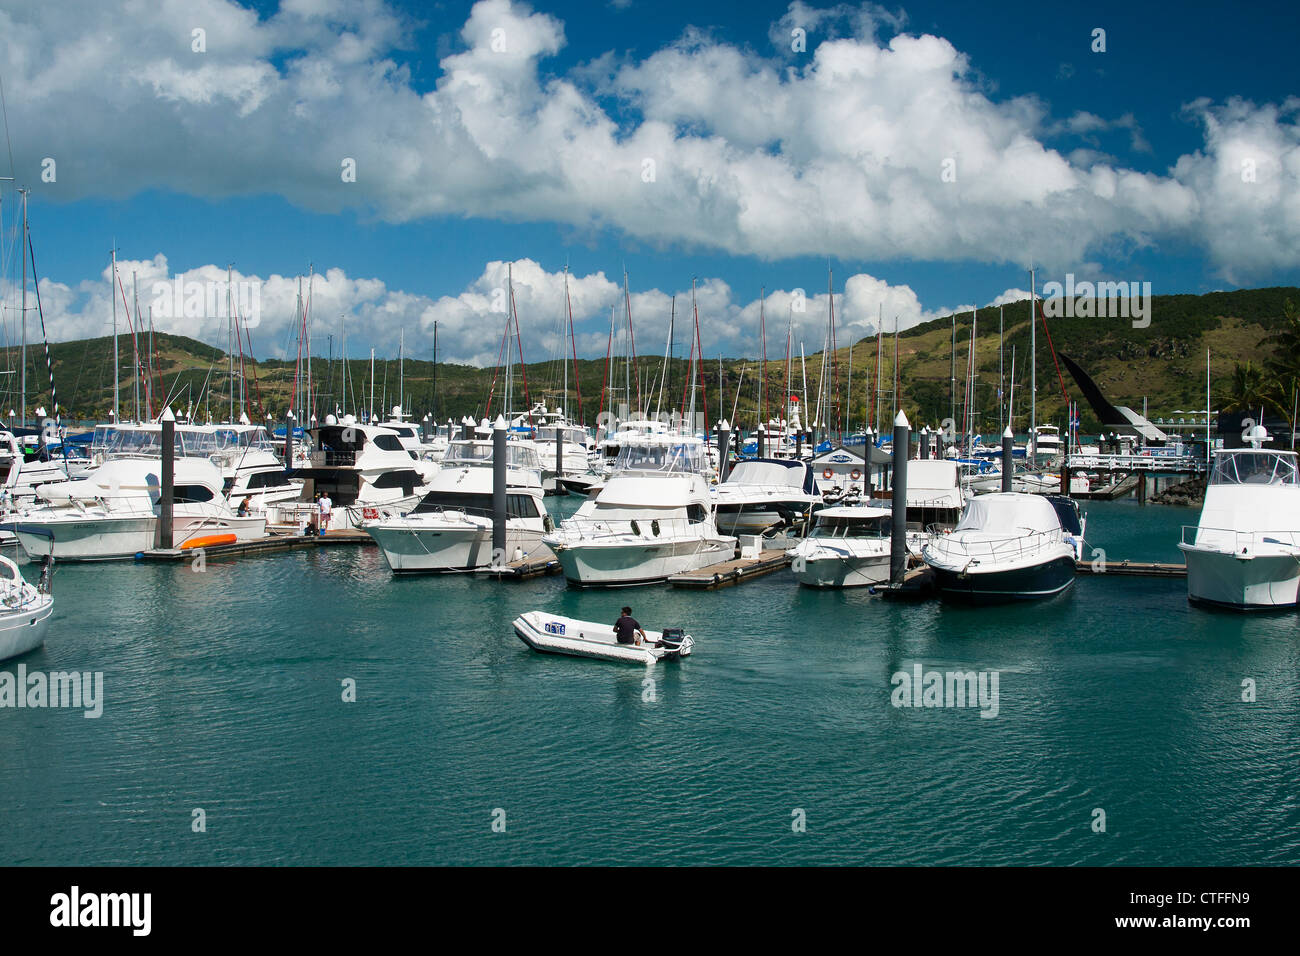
[295,415,437,528]
[1179,431,1300,609]
[364,436,550,572]
[0,430,72,508]
[10,426,266,560]
[714,457,819,536]
[0,554,54,662]
[542,434,736,586]
[791,505,892,588]
[922,492,1085,603]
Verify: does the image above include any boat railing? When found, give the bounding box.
[1067,453,1208,472]
[1180,525,1300,553]
[311,449,357,467]
[552,515,692,541]
[925,526,1067,563]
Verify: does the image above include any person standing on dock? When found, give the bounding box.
[613,607,646,647]
[318,493,333,534]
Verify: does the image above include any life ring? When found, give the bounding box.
[362,507,379,520]
[850,469,862,481]
[822,468,834,480]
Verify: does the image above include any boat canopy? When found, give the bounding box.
[442,439,542,471]
[1210,449,1298,487]
[724,458,815,493]
[954,493,1064,535]
[104,426,240,458]
[613,438,707,475]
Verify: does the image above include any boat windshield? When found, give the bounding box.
[1211,450,1299,486]
[442,441,541,470]
[105,427,237,458]
[811,516,890,538]
[536,425,587,445]
[613,440,706,474]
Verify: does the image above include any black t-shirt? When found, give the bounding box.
[613,616,641,644]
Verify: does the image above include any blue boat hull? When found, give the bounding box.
[932,555,1077,604]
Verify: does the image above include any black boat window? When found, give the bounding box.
[174,485,215,503]
[246,470,290,490]
[373,434,404,452]
[687,503,706,523]
[412,491,539,519]
[370,470,421,494]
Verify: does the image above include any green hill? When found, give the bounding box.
[6,286,1297,434]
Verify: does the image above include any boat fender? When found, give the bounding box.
[651,519,660,537]
[630,519,641,536]
[543,514,555,534]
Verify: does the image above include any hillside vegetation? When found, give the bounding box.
[6,286,1297,435]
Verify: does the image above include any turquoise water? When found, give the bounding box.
[3,498,1298,866]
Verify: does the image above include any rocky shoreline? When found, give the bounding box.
[1150,477,1206,507]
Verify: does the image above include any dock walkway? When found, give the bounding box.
[137,529,373,562]
[668,549,791,589]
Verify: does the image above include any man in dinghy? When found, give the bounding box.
[614,607,646,647]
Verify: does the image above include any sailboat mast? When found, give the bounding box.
[19,188,27,429]
[132,272,141,421]
[892,314,899,420]
[306,264,314,422]
[227,265,234,423]
[759,288,766,439]
[111,246,119,422]
[949,313,956,443]
[999,304,1005,434]
[874,305,882,435]
[1029,267,1037,457]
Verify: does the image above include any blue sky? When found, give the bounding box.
[1,0,1297,365]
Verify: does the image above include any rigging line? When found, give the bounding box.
[0,72,15,178]
[26,228,67,466]
[482,304,512,420]
[565,274,584,426]
[1036,298,1072,410]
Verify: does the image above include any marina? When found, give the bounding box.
[1,0,1298,897]
[5,495,1299,868]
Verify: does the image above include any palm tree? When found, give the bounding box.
[1225,360,1269,413]
[1262,298,1300,442]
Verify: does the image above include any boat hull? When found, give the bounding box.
[0,594,53,662]
[549,535,736,587]
[931,555,1077,603]
[367,522,547,572]
[1180,545,1300,610]
[793,551,890,588]
[512,612,692,663]
[12,513,266,560]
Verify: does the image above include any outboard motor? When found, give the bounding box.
[655,627,692,657]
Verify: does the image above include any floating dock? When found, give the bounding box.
[873,564,936,600]
[476,551,561,581]
[668,549,791,589]
[1075,559,1186,577]
[137,529,374,562]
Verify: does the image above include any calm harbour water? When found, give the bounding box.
[2,497,1298,866]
